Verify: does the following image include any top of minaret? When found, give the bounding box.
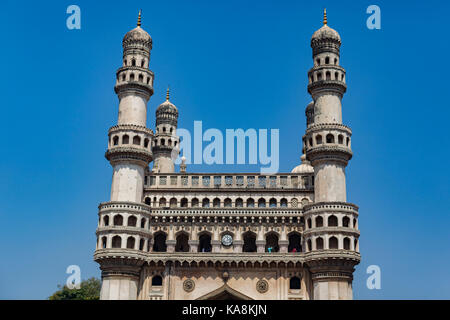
[123,10,152,46]
[311,9,341,44]
[156,86,179,124]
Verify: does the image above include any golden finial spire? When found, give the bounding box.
[323,8,327,25]
[166,85,170,101]
[137,10,142,27]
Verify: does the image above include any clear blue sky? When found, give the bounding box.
[0,0,449,299]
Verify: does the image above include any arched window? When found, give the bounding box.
[170,198,177,208]
[122,135,129,144]
[213,198,220,208]
[309,137,313,147]
[316,237,324,250]
[343,237,351,250]
[329,236,338,249]
[243,232,257,252]
[113,215,123,226]
[159,197,166,207]
[103,216,109,226]
[325,56,330,64]
[153,233,167,252]
[343,216,350,228]
[130,73,135,81]
[307,239,312,251]
[198,233,212,252]
[247,198,255,208]
[141,59,145,67]
[353,218,357,228]
[326,134,335,143]
[307,218,312,229]
[127,216,137,227]
[316,58,320,66]
[269,198,277,208]
[235,198,243,207]
[139,238,144,250]
[168,139,172,147]
[131,59,136,66]
[316,135,322,145]
[258,198,266,208]
[265,233,279,252]
[123,60,127,66]
[152,275,162,286]
[191,198,199,207]
[160,138,165,146]
[112,236,121,248]
[354,239,358,250]
[346,137,350,146]
[328,215,338,227]
[224,198,232,207]
[138,74,143,82]
[334,58,338,65]
[202,198,210,208]
[144,138,149,148]
[126,236,135,249]
[144,197,151,205]
[280,198,288,207]
[175,233,189,252]
[290,277,301,289]
[338,134,344,144]
[326,71,331,80]
[101,236,107,249]
[113,136,119,146]
[315,216,323,228]
[335,72,339,81]
[133,136,141,145]
[288,233,301,253]
[317,72,322,81]
[180,198,188,208]
[122,74,126,81]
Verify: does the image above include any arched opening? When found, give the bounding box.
[144,197,151,205]
[126,236,135,249]
[343,216,350,227]
[152,275,162,286]
[198,233,212,252]
[338,134,344,144]
[316,135,323,145]
[122,135,129,144]
[246,198,255,208]
[139,217,146,228]
[160,138,165,146]
[131,59,136,66]
[326,71,331,80]
[169,198,177,208]
[202,198,210,208]
[315,216,323,228]
[235,198,243,207]
[242,232,257,252]
[317,72,322,81]
[113,136,119,145]
[175,233,190,252]
[139,238,144,250]
[346,137,350,146]
[328,215,338,227]
[101,236,107,248]
[265,233,279,252]
[213,198,220,208]
[307,239,312,251]
[325,56,330,64]
[326,134,335,143]
[153,233,167,252]
[138,74,143,82]
[159,197,166,207]
[129,73,135,81]
[289,277,301,289]
[334,58,338,65]
[288,233,301,252]
[103,216,109,226]
[113,215,123,226]
[258,198,266,208]
[307,218,312,229]
[224,198,232,207]
[269,198,277,208]
[344,237,351,250]
[353,218,357,228]
[280,198,288,207]
[329,236,338,249]
[127,215,137,227]
[191,198,199,207]
[316,58,320,66]
[112,236,121,248]
[180,198,188,208]
[354,239,358,250]
[316,237,324,250]
[144,138,149,148]
[133,136,141,145]
[141,59,145,67]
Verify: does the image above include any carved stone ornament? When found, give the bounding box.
[256,279,269,293]
[183,279,195,292]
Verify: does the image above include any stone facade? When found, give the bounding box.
[94,10,360,300]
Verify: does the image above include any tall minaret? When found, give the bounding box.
[303,10,360,300]
[97,11,154,300]
[152,87,179,173]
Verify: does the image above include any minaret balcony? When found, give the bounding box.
[105,146,153,165]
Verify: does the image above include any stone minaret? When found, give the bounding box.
[97,11,154,300]
[152,87,179,173]
[303,10,360,299]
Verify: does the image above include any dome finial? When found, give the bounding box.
[166,85,170,101]
[137,9,142,27]
[323,8,327,25]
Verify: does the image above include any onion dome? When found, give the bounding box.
[291,154,314,174]
[311,9,341,45]
[123,11,152,48]
[156,87,178,126]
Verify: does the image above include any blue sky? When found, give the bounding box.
[0,0,449,299]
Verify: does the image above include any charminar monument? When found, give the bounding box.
[94,9,360,300]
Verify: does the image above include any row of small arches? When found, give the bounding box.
[309,71,345,83]
[111,134,150,149]
[153,137,178,147]
[144,197,301,208]
[315,56,338,66]
[119,72,151,85]
[124,57,147,68]
[305,236,358,251]
[306,215,357,229]
[306,133,350,148]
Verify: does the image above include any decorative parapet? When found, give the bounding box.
[303,202,359,215]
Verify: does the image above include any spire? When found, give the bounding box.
[166,85,170,101]
[137,9,142,27]
[323,8,327,25]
